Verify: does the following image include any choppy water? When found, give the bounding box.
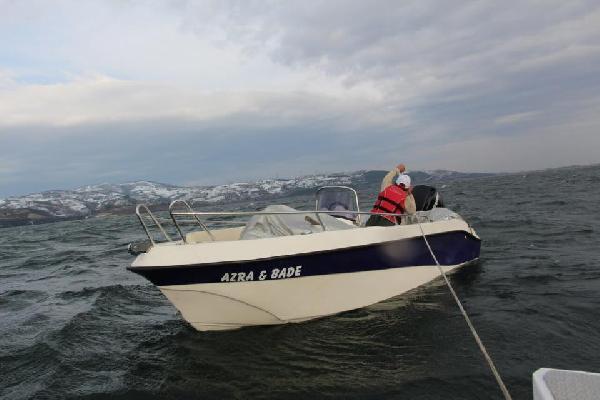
[1,165,600,399]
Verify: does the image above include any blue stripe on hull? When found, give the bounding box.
[129,231,480,286]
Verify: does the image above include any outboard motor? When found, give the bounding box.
[412,185,444,211]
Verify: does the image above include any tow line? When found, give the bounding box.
[416,220,512,400]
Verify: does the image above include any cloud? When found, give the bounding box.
[494,111,540,126]
[1,0,600,197]
[0,112,398,197]
[172,1,600,143]
[420,110,600,173]
[0,75,399,196]
[0,76,253,128]
[0,74,387,130]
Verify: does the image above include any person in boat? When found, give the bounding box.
[380,163,406,191]
[366,174,416,226]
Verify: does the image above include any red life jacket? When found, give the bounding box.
[370,185,408,224]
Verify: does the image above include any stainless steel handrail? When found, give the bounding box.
[135,207,438,245]
[170,209,424,219]
[135,188,443,245]
[135,204,173,245]
[169,200,215,243]
[315,185,361,225]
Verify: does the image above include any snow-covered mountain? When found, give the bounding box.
[0,170,492,226]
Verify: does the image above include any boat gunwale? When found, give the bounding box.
[128,228,480,271]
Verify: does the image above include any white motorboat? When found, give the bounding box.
[127,186,480,331]
[533,368,600,399]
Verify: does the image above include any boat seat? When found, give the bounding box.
[186,226,244,243]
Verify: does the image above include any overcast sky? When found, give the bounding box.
[1,0,599,197]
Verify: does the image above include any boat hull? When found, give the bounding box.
[129,220,480,331]
[158,261,475,331]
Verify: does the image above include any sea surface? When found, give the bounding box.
[1,165,599,399]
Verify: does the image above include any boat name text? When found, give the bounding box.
[220,266,302,282]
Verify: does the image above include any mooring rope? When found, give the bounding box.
[415,220,513,400]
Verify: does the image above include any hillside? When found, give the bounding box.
[0,170,493,227]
